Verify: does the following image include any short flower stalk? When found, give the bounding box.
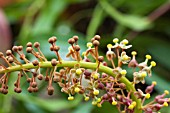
[0,35,169,113]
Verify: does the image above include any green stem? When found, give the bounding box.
[0,61,142,113]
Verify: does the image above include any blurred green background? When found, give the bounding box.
[0,0,170,113]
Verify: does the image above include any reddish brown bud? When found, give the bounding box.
[53,46,60,51]
[47,86,54,95]
[98,82,105,89]
[14,87,22,93]
[33,72,38,77]
[103,62,107,66]
[93,40,100,46]
[79,89,85,94]
[2,89,8,94]
[53,77,60,82]
[33,87,38,92]
[32,60,39,66]
[94,35,101,41]
[68,38,75,44]
[145,85,154,94]
[34,42,40,48]
[8,57,14,63]
[45,76,49,81]
[27,42,32,47]
[51,59,57,66]
[73,36,79,42]
[6,50,12,56]
[27,87,33,93]
[18,46,23,51]
[52,36,57,42]
[91,38,95,43]
[50,45,54,51]
[37,74,44,80]
[119,83,126,89]
[74,45,80,51]
[27,78,32,83]
[84,70,91,79]
[48,37,54,44]
[12,46,18,52]
[98,56,104,62]
[26,47,33,53]
[59,69,65,74]
[31,82,37,88]
[102,94,109,100]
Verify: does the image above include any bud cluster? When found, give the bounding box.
[0,35,169,113]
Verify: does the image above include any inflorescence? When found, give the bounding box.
[0,35,169,113]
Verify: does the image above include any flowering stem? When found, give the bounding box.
[0,61,142,113]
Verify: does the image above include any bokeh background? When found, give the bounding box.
[0,0,170,113]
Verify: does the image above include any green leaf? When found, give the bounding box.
[14,93,83,112]
[86,4,105,41]
[4,0,33,23]
[149,45,170,70]
[72,101,94,113]
[99,0,152,31]
[92,102,119,113]
[32,0,68,36]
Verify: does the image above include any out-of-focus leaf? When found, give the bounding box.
[18,0,45,41]
[0,95,12,113]
[14,93,83,112]
[86,4,105,41]
[99,0,152,31]
[32,0,68,36]
[24,103,46,113]
[67,0,89,3]
[149,45,170,70]
[120,15,151,31]
[72,101,94,113]
[124,0,167,15]
[92,102,119,113]
[4,0,33,23]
